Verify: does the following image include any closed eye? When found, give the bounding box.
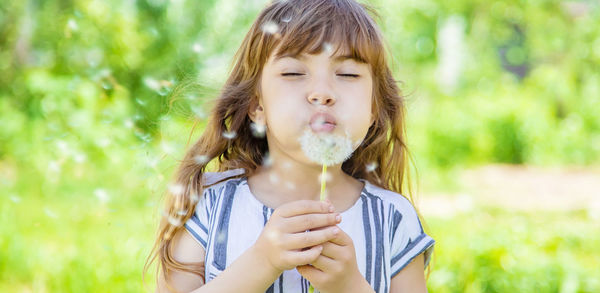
[281,73,305,76]
[338,74,360,78]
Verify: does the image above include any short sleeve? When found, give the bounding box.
[389,200,435,277]
[184,188,212,249]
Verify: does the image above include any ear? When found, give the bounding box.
[248,98,266,124]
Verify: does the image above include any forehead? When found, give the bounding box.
[269,44,367,65]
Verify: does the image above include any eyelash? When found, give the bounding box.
[281,73,360,78]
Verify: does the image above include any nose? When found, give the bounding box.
[307,85,336,106]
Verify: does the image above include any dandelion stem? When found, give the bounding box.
[320,164,327,201]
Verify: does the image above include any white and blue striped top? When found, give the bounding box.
[185,169,435,293]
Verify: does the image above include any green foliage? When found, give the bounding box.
[1,0,599,291]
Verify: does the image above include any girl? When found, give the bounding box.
[146,0,435,292]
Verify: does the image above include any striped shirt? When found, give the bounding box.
[185,169,435,293]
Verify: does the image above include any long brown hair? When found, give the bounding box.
[145,0,423,290]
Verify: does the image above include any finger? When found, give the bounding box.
[296,264,323,282]
[286,245,323,266]
[275,200,334,218]
[319,241,345,260]
[282,212,341,233]
[284,226,340,249]
[309,253,337,272]
[326,226,352,246]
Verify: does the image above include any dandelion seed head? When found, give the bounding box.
[250,122,266,138]
[222,130,237,140]
[365,162,378,172]
[298,129,354,166]
[261,20,279,35]
[168,183,185,196]
[194,155,209,165]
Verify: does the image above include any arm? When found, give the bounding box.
[389,253,427,293]
[160,200,340,293]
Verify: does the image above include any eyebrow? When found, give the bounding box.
[274,53,365,64]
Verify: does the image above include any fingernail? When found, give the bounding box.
[335,214,341,222]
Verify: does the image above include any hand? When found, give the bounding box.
[252,200,342,275]
[296,225,370,293]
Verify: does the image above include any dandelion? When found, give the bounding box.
[298,129,354,201]
[194,154,209,165]
[222,130,237,140]
[250,122,266,138]
[365,162,378,172]
[261,20,279,35]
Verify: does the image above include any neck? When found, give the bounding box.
[250,154,351,203]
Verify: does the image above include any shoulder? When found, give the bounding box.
[361,180,419,218]
[202,168,246,192]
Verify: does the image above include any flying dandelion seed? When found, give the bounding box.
[192,43,204,53]
[176,210,187,216]
[94,188,110,203]
[194,154,209,165]
[190,192,200,203]
[168,184,185,196]
[161,141,176,155]
[269,172,280,184]
[318,171,332,183]
[67,19,78,31]
[143,77,161,91]
[284,181,296,190]
[250,122,266,138]
[191,106,206,119]
[74,153,87,163]
[48,161,61,173]
[9,194,21,203]
[261,20,279,35]
[44,207,58,219]
[323,42,334,55]
[365,162,378,172]
[222,130,237,140]
[168,216,182,227]
[135,98,147,106]
[124,119,134,129]
[262,152,273,167]
[281,13,292,23]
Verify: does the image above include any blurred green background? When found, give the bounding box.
[1,0,599,292]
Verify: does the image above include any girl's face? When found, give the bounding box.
[251,46,375,167]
